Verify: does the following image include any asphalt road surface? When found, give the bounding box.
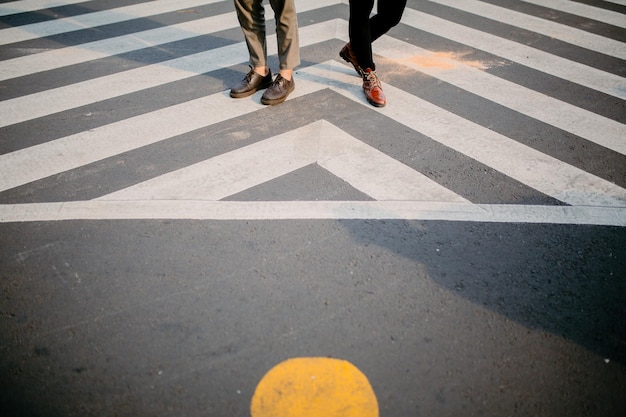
[1,1,625,416]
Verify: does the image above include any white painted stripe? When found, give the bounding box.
[0,92,261,192]
[0,42,247,127]
[4,9,622,160]
[0,0,341,82]
[401,8,626,100]
[316,121,468,202]
[0,0,225,46]
[0,12,240,82]
[99,122,321,201]
[368,31,626,155]
[428,0,626,59]
[1,201,625,225]
[0,69,325,192]
[0,92,265,192]
[521,0,626,28]
[98,120,467,202]
[0,19,341,128]
[1,15,620,159]
[300,61,626,207]
[0,0,90,16]
[3,60,624,209]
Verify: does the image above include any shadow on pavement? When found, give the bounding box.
[341,218,626,364]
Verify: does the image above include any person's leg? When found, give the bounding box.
[355,0,406,108]
[348,0,375,70]
[269,0,300,80]
[231,0,273,98]
[370,0,407,42]
[234,0,269,76]
[260,0,299,105]
[346,0,385,107]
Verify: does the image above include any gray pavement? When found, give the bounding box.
[1,1,625,416]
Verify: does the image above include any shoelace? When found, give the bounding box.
[245,68,267,82]
[363,70,381,88]
[272,75,288,88]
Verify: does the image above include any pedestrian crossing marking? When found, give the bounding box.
[0,0,624,226]
[0,0,339,48]
[3,6,624,125]
[521,0,626,28]
[429,0,626,59]
[97,120,468,203]
[0,0,225,46]
[1,58,624,222]
[2,16,623,152]
[0,61,332,193]
[3,58,623,207]
[0,11,239,81]
[0,90,265,192]
[0,19,340,128]
[375,34,626,155]
[402,8,626,99]
[301,62,626,207]
[0,0,91,16]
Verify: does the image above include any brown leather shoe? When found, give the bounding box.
[362,68,386,107]
[261,74,295,105]
[339,43,361,75]
[230,66,273,98]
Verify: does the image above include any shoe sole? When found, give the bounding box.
[366,97,386,107]
[364,87,386,107]
[261,86,295,106]
[230,81,272,99]
[260,92,292,105]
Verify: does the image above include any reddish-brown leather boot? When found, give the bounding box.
[362,68,386,107]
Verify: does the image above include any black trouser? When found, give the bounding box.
[348,0,407,70]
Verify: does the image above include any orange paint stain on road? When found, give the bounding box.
[400,52,489,70]
[250,357,379,417]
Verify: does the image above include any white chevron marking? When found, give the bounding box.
[401,8,626,99]
[427,0,626,59]
[521,0,626,28]
[0,0,225,46]
[3,16,622,157]
[2,60,624,210]
[0,19,341,128]
[0,0,341,81]
[0,0,341,46]
[369,29,626,155]
[0,0,91,16]
[0,12,240,81]
[300,62,626,208]
[0,70,326,192]
[0,1,624,225]
[97,120,468,203]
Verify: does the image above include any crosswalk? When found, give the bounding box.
[0,0,624,225]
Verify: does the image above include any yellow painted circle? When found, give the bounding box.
[250,357,379,417]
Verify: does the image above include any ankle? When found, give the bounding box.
[254,66,269,77]
[279,69,293,81]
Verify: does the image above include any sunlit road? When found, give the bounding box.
[1,1,625,416]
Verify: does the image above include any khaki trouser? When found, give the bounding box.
[234,0,300,70]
